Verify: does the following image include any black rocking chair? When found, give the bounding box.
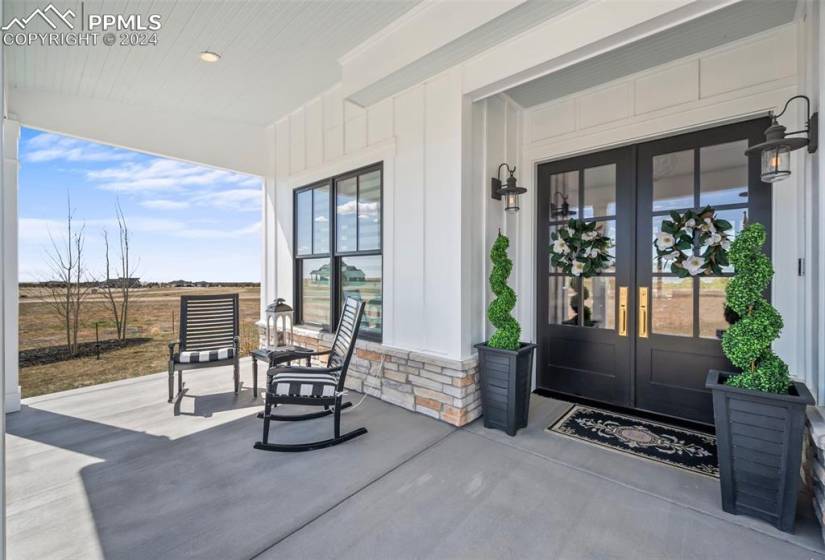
[168,294,240,403]
[254,297,367,452]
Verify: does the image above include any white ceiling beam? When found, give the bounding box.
[9,89,266,176]
[339,0,527,103]
[461,0,742,100]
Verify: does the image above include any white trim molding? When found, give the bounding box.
[2,118,21,413]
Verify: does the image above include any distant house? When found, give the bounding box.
[101,277,141,289]
[309,263,331,282]
[341,264,366,283]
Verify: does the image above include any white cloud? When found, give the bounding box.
[23,133,134,163]
[20,214,263,242]
[140,199,191,210]
[176,221,261,240]
[194,188,261,211]
[88,159,262,193]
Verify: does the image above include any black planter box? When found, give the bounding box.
[475,342,536,436]
[706,369,814,532]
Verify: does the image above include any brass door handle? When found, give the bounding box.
[639,287,649,338]
[618,287,628,336]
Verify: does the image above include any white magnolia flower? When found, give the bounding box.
[656,231,675,250]
[588,248,599,258]
[571,261,585,276]
[685,218,696,228]
[704,233,723,247]
[552,239,570,254]
[701,217,716,233]
[582,230,598,241]
[684,255,706,276]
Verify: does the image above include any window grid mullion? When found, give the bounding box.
[331,182,338,329]
[355,173,361,253]
[692,148,700,339]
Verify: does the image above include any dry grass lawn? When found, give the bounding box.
[19,286,260,398]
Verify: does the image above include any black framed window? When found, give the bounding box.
[294,163,382,340]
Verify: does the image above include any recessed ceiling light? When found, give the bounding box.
[199,51,221,63]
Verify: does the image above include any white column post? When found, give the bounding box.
[2,117,21,414]
[260,124,278,320]
[1,2,7,549]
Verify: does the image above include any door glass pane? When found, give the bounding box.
[651,277,693,336]
[583,164,616,218]
[301,258,331,326]
[651,215,692,273]
[653,150,693,211]
[549,276,577,325]
[336,177,357,252]
[700,140,748,206]
[340,256,382,337]
[594,220,616,273]
[296,190,312,256]
[358,170,381,250]
[313,185,329,254]
[699,277,730,339]
[549,170,579,220]
[549,223,567,273]
[582,277,615,329]
[550,221,615,274]
[712,208,748,273]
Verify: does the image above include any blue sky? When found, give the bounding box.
[18,127,262,282]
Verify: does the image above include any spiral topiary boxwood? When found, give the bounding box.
[722,223,790,394]
[487,232,520,351]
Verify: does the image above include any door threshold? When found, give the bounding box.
[533,388,715,435]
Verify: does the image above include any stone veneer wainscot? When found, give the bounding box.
[258,324,481,427]
[806,407,825,543]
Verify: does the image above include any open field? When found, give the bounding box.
[19,286,260,398]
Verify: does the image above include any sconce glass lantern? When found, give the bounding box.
[265,298,294,349]
[491,163,527,213]
[745,95,818,183]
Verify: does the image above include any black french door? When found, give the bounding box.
[536,118,771,425]
[536,147,635,407]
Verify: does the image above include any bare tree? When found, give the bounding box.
[43,196,92,356]
[101,202,137,340]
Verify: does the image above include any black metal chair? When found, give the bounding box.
[254,297,367,452]
[168,294,240,403]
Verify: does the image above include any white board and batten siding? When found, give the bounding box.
[270,70,469,361]
[519,24,808,383]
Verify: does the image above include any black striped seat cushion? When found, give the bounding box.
[269,371,339,398]
[174,348,234,364]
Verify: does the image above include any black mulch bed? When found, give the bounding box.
[19,338,153,367]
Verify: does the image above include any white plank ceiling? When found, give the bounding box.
[5,0,419,126]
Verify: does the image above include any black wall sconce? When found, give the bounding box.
[745,95,818,183]
[550,191,576,218]
[491,163,526,213]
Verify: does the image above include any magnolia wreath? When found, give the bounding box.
[550,219,614,277]
[654,206,732,277]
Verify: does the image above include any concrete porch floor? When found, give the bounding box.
[7,359,825,560]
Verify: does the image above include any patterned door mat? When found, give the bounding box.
[548,405,718,478]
